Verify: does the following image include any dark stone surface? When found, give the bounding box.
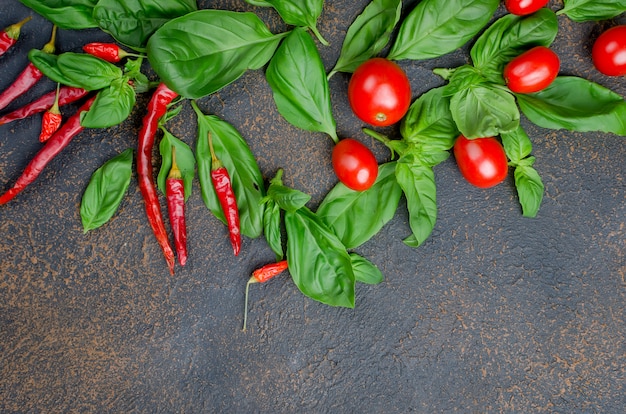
[1,0,624,412]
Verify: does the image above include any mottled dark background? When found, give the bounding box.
[1,0,624,412]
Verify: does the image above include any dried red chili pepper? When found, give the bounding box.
[39,84,62,142]
[242,260,289,331]
[0,86,88,126]
[0,16,31,57]
[208,132,241,256]
[0,95,96,205]
[82,42,138,63]
[0,25,57,111]
[166,147,188,267]
[137,82,178,275]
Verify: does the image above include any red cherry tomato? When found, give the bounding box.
[503,46,560,93]
[592,25,626,77]
[347,58,411,127]
[332,139,378,191]
[453,135,508,189]
[504,0,549,16]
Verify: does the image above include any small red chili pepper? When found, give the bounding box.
[166,146,188,267]
[137,82,178,275]
[0,16,31,57]
[0,95,96,205]
[0,86,88,126]
[39,84,62,142]
[0,25,57,112]
[208,132,241,256]
[82,42,138,63]
[243,260,289,331]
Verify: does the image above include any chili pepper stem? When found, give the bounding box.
[208,132,223,170]
[42,25,57,54]
[242,276,259,332]
[5,16,32,39]
[168,146,182,180]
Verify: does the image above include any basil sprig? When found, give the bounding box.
[387,0,499,61]
[266,27,338,143]
[147,10,289,99]
[557,0,626,22]
[80,148,133,232]
[328,0,402,77]
[192,101,266,239]
[501,126,544,218]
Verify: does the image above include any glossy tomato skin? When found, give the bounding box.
[453,135,508,189]
[348,58,411,127]
[503,46,560,93]
[332,139,378,191]
[504,0,549,15]
[592,25,626,76]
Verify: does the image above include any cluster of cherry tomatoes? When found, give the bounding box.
[332,0,626,192]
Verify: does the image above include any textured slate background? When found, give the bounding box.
[1,0,624,412]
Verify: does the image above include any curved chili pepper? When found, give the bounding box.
[166,147,188,267]
[208,132,241,256]
[137,82,178,275]
[0,86,88,126]
[243,260,289,331]
[82,42,137,63]
[39,84,62,142]
[0,25,57,111]
[0,95,96,205]
[0,17,31,57]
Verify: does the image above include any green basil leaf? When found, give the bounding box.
[395,160,437,247]
[157,129,196,201]
[57,52,123,91]
[80,78,136,129]
[147,10,288,99]
[450,84,520,138]
[19,0,98,29]
[80,148,133,232]
[514,163,544,218]
[285,207,356,308]
[557,0,626,22]
[265,0,328,45]
[350,253,383,285]
[93,0,197,50]
[516,76,626,136]
[387,0,499,61]
[500,124,532,164]
[317,162,401,249]
[245,0,273,6]
[470,8,558,80]
[263,199,284,260]
[329,0,402,76]
[192,101,265,239]
[400,86,458,148]
[28,50,82,88]
[266,28,338,142]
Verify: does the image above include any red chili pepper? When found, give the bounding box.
[0,25,57,112]
[0,86,88,126]
[166,146,188,267]
[208,132,241,256]
[39,84,62,142]
[137,82,178,275]
[82,42,137,63]
[243,260,289,331]
[0,95,96,205]
[0,16,31,57]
